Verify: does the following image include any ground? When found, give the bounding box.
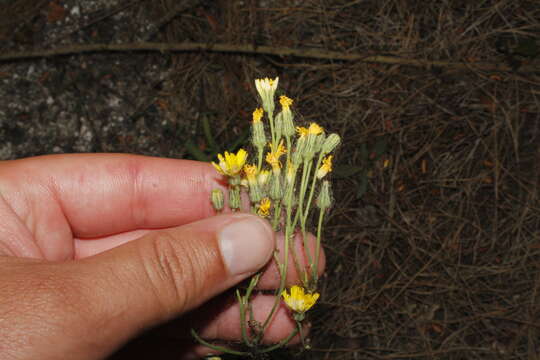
[1,0,539,359]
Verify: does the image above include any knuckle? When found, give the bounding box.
[142,231,203,313]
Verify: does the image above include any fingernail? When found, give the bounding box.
[218,215,274,276]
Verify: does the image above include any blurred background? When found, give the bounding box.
[0,0,539,359]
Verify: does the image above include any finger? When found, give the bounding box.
[74,229,151,258]
[73,214,274,356]
[74,229,326,289]
[0,154,224,238]
[188,294,308,359]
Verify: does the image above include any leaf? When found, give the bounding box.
[185,140,210,162]
[201,113,219,154]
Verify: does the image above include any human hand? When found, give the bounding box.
[0,154,325,359]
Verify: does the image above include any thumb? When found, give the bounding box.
[78,213,274,351]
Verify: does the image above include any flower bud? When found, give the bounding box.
[286,161,297,185]
[322,133,341,154]
[229,186,241,210]
[252,120,267,150]
[292,136,305,165]
[279,96,296,137]
[314,133,326,153]
[303,134,318,160]
[255,77,278,114]
[270,173,283,201]
[211,189,224,211]
[274,112,284,143]
[258,169,271,187]
[317,180,332,209]
[249,183,263,203]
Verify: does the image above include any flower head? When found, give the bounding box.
[296,126,309,138]
[243,164,258,185]
[282,285,319,314]
[252,108,264,123]
[280,95,294,109]
[255,77,279,113]
[257,197,271,217]
[316,155,333,179]
[308,122,324,135]
[212,149,248,177]
[265,141,287,173]
[255,77,279,95]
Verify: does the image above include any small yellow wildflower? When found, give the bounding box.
[272,141,287,157]
[308,122,324,135]
[265,141,287,172]
[257,197,271,217]
[282,285,319,313]
[316,155,333,179]
[243,164,258,185]
[280,95,294,109]
[296,126,309,138]
[265,153,281,172]
[252,108,264,123]
[212,149,248,177]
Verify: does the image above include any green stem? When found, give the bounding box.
[236,289,251,347]
[258,176,296,340]
[258,327,299,354]
[257,147,263,171]
[191,329,249,356]
[268,110,276,150]
[302,153,324,228]
[272,200,282,230]
[294,159,313,266]
[259,230,289,338]
[246,273,260,339]
[297,320,310,350]
[312,208,325,289]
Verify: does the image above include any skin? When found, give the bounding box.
[0,154,325,359]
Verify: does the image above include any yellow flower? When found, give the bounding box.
[282,285,319,313]
[296,126,309,138]
[316,155,333,179]
[272,141,287,157]
[212,149,248,177]
[308,122,324,135]
[243,164,258,185]
[280,95,293,109]
[252,107,264,123]
[257,197,271,217]
[265,141,287,172]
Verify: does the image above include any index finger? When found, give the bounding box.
[0,154,224,238]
